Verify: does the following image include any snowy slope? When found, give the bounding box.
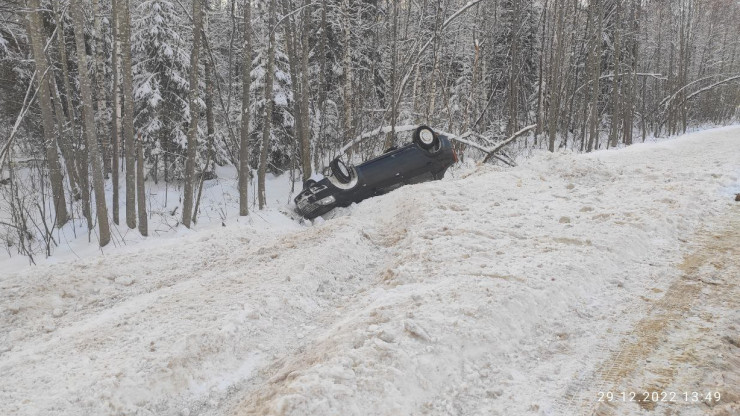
[0,166,303,271]
[1,126,739,416]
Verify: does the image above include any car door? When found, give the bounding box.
[357,144,432,194]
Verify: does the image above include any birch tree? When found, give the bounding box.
[72,0,111,246]
[257,0,276,210]
[25,0,68,227]
[182,0,203,227]
[119,0,137,229]
[239,0,252,216]
[92,0,110,174]
[137,133,147,236]
[111,0,121,224]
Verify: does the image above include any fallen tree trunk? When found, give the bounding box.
[339,124,536,165]
[483,124,537,161]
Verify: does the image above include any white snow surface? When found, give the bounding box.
[1,126,739,415]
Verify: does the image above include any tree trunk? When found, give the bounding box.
[204,11,215,174]
[239,0,252,216]
[51,0,84,204]
[387,0,398,148]
[653,3,663,137]
[182,0,203,227]
[341,0,354,144]
[624,0,639,146]
[609,0,622,149]
[92,0,110,176]
[427,7,442,122]
[587,0,602,152]
[111,0,121,224]
[72,0,110,246]
[535,0,548,145]
[506,0,521,137]
[315,0,328,170]
[136,134,147,236]
[547,0,565,152]
[299,0,312,180]
[26,0,68,227]
[680,0,692,134]
[258,0,276,210]
[50,76,80,195]
[281,0,305,179]
[119,0,137,229]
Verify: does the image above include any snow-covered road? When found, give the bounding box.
[1,127,739,416]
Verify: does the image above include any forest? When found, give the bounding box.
[0,0,738,255]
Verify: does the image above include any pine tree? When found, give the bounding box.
[25,0,68,227]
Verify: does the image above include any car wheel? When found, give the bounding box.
[330,158,353,184]
[413,125,439,150]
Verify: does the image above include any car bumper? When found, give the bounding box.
[294,187,339,219]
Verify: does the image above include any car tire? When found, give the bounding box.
[413,125,439,151]
[330,158,353,184]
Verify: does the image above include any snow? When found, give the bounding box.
[0,165,301,270]
[308,173,325,183]
[1,126,739,415]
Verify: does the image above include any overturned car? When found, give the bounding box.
[294,125,457,220]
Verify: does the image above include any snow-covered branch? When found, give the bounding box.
[682,75,740,103]
[486,125,537,156]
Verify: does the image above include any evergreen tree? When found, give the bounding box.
[132,0,192,180]
[250,19,292,174]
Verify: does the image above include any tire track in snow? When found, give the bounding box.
[0,205,417,415]
[561,206,740,416]
[208,193,434,415]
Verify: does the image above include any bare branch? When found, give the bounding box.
[483,125,537,163]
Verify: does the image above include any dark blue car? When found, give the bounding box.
[294,126,457,219]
